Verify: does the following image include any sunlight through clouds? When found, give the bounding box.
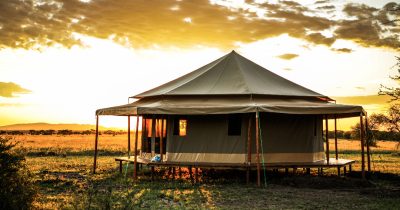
[183,17,192,23]
[0,35,224,127]
[0,0,398,128]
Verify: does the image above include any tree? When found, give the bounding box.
[371,104,400,133]
[379,56,400,101]
[368,104,400,149]
[351,119,377,147]
[0,136,37,209]
[378,4,399,99]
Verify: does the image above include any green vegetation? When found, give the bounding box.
[0,136,37,209]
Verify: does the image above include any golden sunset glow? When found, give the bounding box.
[0,0,399,130]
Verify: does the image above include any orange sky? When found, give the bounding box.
[0,0,399,130]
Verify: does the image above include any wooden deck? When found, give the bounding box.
[115,156,355,170]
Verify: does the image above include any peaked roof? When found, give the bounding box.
[133,50,330,100]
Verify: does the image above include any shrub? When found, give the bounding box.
[0,136,37,209]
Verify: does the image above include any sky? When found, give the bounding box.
[0,0,399,130]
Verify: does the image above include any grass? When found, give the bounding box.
[5,134,400,209]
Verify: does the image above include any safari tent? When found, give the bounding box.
[93,51,371,185]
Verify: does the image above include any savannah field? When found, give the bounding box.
[6,134,400,209]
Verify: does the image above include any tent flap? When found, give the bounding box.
[96,104,138,116]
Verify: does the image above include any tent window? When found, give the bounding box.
[173,118,187,136]
[228,115,242,136]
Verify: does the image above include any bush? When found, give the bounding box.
[0,136,37,209]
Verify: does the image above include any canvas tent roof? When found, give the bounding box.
[133,50,332,100]
[97,51,364,117]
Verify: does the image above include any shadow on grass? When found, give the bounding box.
[22,148,399,158]
[21,148,125,157]
[330,150,397,155]
[60,165,400,209]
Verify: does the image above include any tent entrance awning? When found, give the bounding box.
[95,95,365,118]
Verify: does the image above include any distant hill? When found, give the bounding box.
[0,123,122,131]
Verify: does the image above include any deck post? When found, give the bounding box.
[128,116,131,158]
[334,115,338,160]
[160,117,164,162]
[134,116,140,180]
[255,111,261,187]
[195,167,199,183]
[360,113,366,179]
[246,116,252,184]
[325,115,330,164]
[189,166,193,183]
[151,115,156,157]
[365,113,371,173]
[93,115,99,174]
[141,116,146,156]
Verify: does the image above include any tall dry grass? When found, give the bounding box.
[328,138,399,151]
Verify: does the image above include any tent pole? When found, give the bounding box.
[134,115,140,180]
[246,115,252,184]
[325,115,330,164]
[160,116,164,162]
[93,115,99,174]
[140,116,145,156]
[256,111,261,187]
[360,113,366,179]
[365,113,371,173]
[334,115,338,160]
[128,116,131,158]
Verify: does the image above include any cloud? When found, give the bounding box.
[343,3,378,19]
[332,48,353,53]
[0,0,398,51]
[0,103,26,107]
[335,3,400,50]
[0,82,31,97]
[335,19,398,49]
[316,5,335,10]
[315,0,330,4]
[304,33,335,46]
[277,53,299,60]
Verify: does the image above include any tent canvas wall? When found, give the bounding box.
[254,113,324,163]
[165,113,324,164]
